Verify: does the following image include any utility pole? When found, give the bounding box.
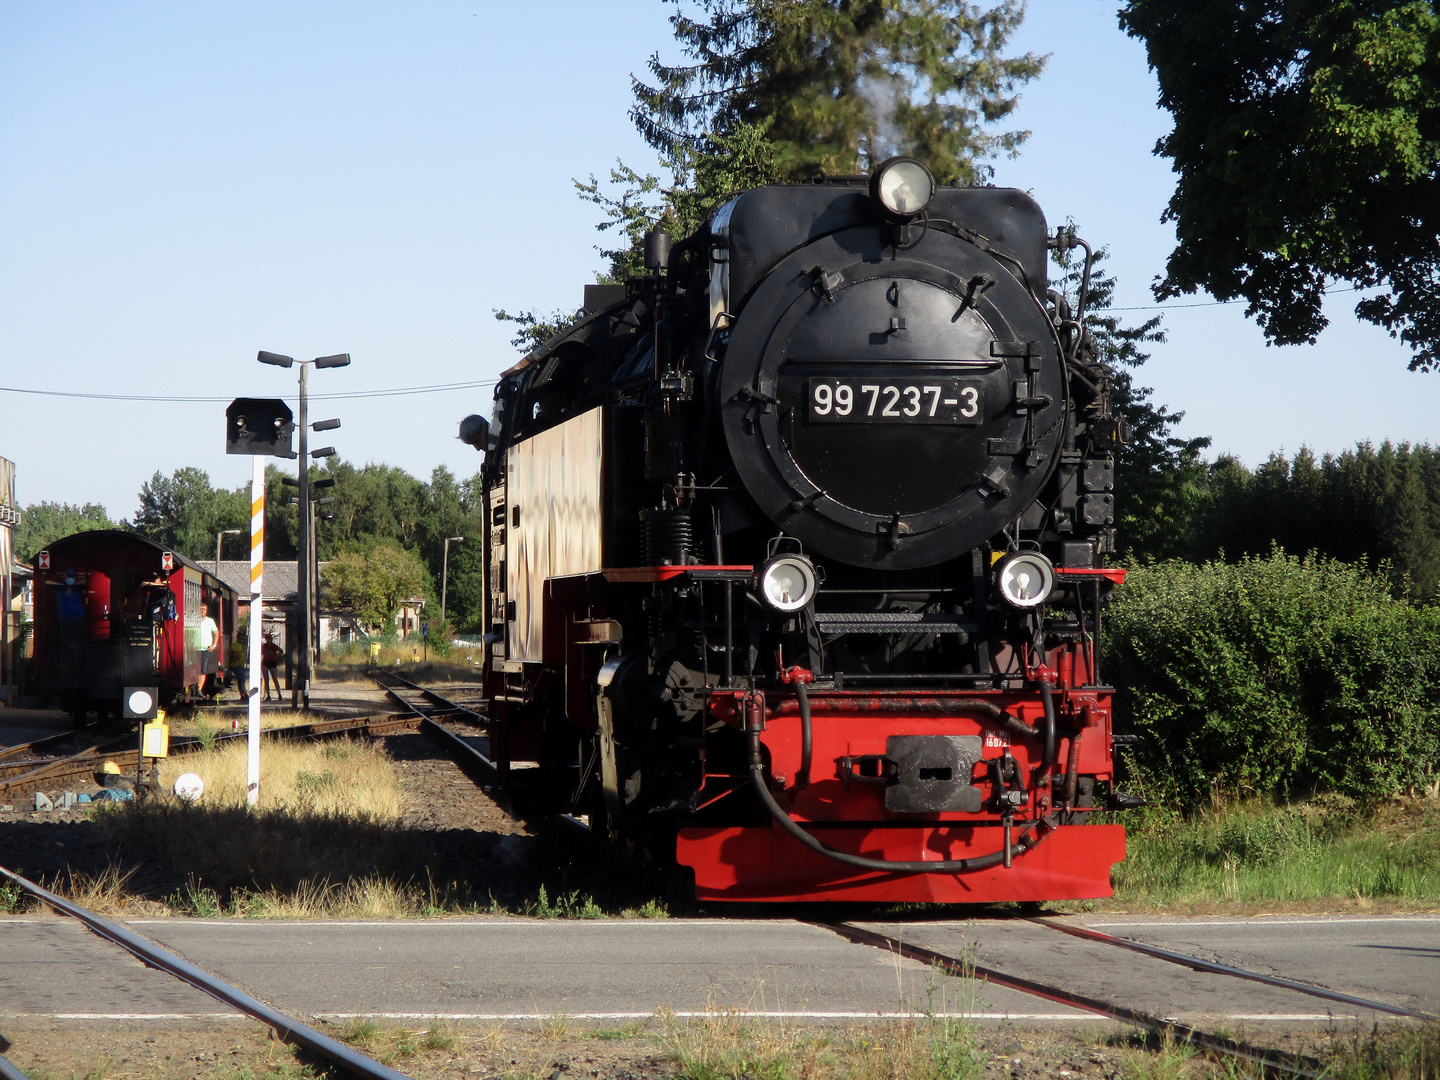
[214,528,241,576]
[257,350,348,710]
[441,536,464,625]
[296,361,308,708]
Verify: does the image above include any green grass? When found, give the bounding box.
[524,884,604,919]
[1320,1020,1440,1079]
[0,879,31,914]
[1110,795,1440,909]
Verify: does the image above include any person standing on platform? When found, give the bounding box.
[229,633,249,703]
[198,603,220,697]
[261,631,282,701]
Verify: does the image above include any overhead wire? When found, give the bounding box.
[0,378,500,405]
[1106,284,1365,312]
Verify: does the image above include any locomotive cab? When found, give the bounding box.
[467,159,1134,903]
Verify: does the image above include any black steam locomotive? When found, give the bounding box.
[462,158,1132,901]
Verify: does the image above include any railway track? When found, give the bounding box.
[825,919,1432,1079]
[367,668,499,788]
[368,671,1431,1076]
[366,668,595,835]
[0,712,422,800]
[0,865,413,1080]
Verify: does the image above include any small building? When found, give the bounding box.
[211,558,364,655]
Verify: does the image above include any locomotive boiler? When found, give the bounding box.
[461,158,1136,902]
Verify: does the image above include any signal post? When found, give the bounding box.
[226,396,295,805]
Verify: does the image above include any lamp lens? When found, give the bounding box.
[759,556,817,612]
[997,553,1055,609]
[877,160,935,217]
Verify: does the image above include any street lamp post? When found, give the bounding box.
[214,529,241,576]
[258,350,349,709]
[441,536,464,625]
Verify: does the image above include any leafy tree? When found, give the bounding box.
[1119,1,1440,370]
[1107,551,1440,807]
[443,536,488,634]
[493,307,580,354]
[312,459,427,556]
[261,464,299,561]
[320,541,431,631]
[633,0,1045,182]
[13,502,115,561]
[1050,228,1211,561]
[131,468,248,561]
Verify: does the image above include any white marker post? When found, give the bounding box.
[247,454,264,806]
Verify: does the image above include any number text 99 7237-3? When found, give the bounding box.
[807,377,984,425]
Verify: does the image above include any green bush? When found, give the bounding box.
[1105,550,1440,807]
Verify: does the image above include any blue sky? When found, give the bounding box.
[0,1,1431,520]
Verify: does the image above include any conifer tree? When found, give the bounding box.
[632,0,1045,182]
[1050,231,1211,561]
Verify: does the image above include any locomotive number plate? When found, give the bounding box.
[808,377,983,425]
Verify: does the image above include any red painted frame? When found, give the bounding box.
[677,823,1126,902]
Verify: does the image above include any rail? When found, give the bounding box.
[1029,916,1435,1021]
[823,920,1331,1079]
[0,865,415,1080]
[367,669,590,837]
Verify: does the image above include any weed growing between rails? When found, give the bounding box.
[1103,795,1440,911]
[661,937,989,1080]
[167,706,314,744]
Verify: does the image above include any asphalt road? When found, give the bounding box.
[852,914,1439,1026]
[4,913,1435,1029]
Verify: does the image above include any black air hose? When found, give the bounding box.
[1038,681,1057,772]
[745,723,1043,874]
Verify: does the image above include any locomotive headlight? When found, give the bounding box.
[995,552,1056,609]
[757,555,818,613]
[870,157,936,220]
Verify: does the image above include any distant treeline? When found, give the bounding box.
[15,462,487,634]
[16,439,1439,635]
[1125,440,1440,601]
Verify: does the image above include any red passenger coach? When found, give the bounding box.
[31,531,240,721]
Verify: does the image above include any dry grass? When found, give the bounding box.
[47,863,173,918]
[164,707,315,743]
[152,735,403,818]
[656,1009,991,1080]
[90,737,478,916]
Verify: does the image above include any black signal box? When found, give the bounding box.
[226,398,296,457]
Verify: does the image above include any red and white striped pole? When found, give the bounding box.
[247,455,264,806]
